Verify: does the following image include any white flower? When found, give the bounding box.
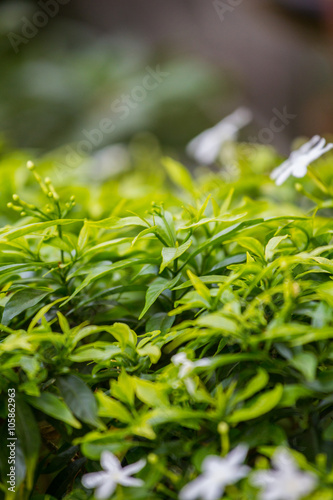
[251,448,318,500]
[187,107,253,164]
[82,451,146,499]
[179,445,250,500]
[271,135,333,186]
[171,352,211,379]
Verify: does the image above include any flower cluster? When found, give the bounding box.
[82,448,318,500]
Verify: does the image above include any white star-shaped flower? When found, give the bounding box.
[171,352,211,379]
[179,445,250,500]
[187,107,253,164]
[82,451,146,499]
[251,448,318,500]
[271,135,333,186]
[172,352,211,394]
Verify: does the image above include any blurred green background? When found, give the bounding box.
[0,0,332,156]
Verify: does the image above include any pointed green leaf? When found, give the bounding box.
[160,239,192,273]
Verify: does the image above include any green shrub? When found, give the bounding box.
[0,143,333,500]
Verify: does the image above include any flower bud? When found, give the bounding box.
[218,422,229,435]
[26,161,35,170]
[147,453,158,465]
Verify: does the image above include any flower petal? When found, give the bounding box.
[82,471,107,489]
[184,378,196,394]
[95,479,117,500]
[194,358,211,368]
[297,135,321,155]
[179,475,212,500]
[226,444,249,466]
[275,163,295,185]
[291,160,308,178]
[202,455,223,474]
[232,465,251,482]
[271,449,297,472]
[172,353,188,366]
[186,108,252,164]
[101,451,121,472]
[122,459,146,476]
[118,476,144,487]
[205,482,225,500]
[270,159,291,181]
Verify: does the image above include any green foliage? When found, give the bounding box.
[0,142,333,499]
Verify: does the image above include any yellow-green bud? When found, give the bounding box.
[11,205,23,212]
[26,161,35,170]
[48,192,53,198]
[20,211,26,217]
[218,422,229,435]
[12,194,19,201]
[45,177,51,184]
[70,195,75,202]
[7,202,13,208]
[147,453,158,465]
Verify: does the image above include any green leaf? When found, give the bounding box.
[185,219,264,263]
[233,369,269,405]
[323,420,333,440]
[160,239,192,273]
[85,216,148,229]
[105,322,137,349]
[69,344,122,362]
[110,370,135,407]
[65,258,157,304]
[279,385,314,407]
[0,219,80,241]
[57,375,104,429]
[137,343,161,363]
[95,391,133,423]
[2,288,52,325]
[77,222,90,250]
[265,235,288,261]
[235,236,265,261]
[132,226,158,246]
[290,352,318,381]
[228,384,283,424]
[28,297,68,333]
[187,270,211,304]
[134,378,169,407]
[139,274,181,320]
[162,156,194,192]
[26,393,81,428]
[196,312,238,333]
[15,396,41,490]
